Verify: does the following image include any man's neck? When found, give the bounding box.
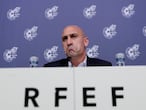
[70,55,86,67]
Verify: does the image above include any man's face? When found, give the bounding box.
[62,26,89,58]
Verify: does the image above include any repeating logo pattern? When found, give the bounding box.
[24,26,39,41]
[125,44,140,60]
[121,4,135,18]
[103,24,117,39]
[87,45,99,58]
[83,5,96,19]
[7,7,21,21]
[45,6,59,20]
[3,47,18,62]
[1,1,145,66]
[44,46,58,62]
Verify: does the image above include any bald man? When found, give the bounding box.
[44,25,112,67]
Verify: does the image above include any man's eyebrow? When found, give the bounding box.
[62,35,67,38]
[62,35,68,41]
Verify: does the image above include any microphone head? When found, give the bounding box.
[29,56,39,67]
[116,53,125,59]
[115,53,125,66]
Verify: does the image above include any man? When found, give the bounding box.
[44,25,112,67]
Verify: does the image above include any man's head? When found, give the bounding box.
[62,25,89,59]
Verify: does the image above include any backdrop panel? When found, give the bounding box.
[0,0,146,67]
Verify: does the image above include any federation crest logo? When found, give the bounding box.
[121,4,135,18]
[44,46,58,62]
[7,7,21,21]
[3,47,18,62]
[142,26,146,37]
[125,44,140,60]
[83,5,96,19]
[45,6,59,20]
[24,26,38,41]
[103,24,117,39]
[87,45,99,58]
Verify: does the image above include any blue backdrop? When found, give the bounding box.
[0,0,146,67]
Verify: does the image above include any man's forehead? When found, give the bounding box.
[62,31,78,36]
[62,26,82,36]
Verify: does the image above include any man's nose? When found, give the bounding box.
[67,37,72,46]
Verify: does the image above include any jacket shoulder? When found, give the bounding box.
[44,58,68,67]
[88,57,112,66]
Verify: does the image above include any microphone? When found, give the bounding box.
[115,53,125,66]
[29,56,39,67]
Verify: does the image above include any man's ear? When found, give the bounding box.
[84,37,89,47]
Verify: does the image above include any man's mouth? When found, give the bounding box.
[68,49,74,52]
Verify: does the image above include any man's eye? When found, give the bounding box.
[62,36,67,41]
[70,34,78,38]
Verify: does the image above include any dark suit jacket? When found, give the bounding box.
[44,57,112,67]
